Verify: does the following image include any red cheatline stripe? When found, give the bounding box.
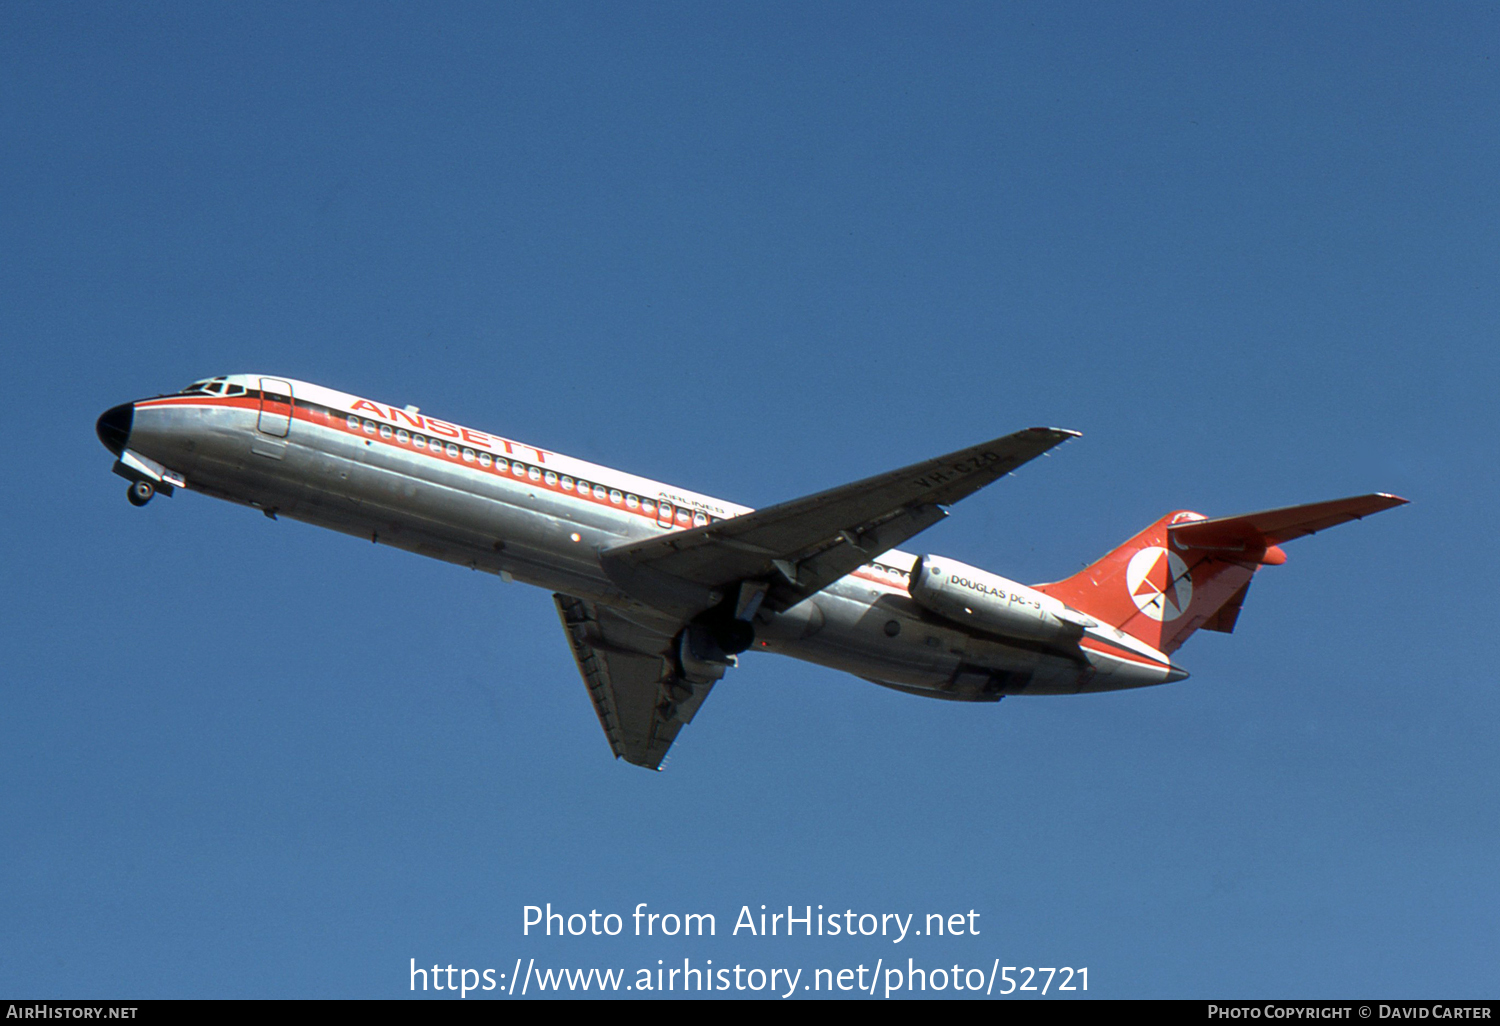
[1078,635,1171,670]
[138,393,916,590]
[137,396,259,411]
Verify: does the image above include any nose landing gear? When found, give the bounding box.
[127,480,155,507]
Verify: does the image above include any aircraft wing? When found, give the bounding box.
[554,594,714,770]
[600,427,1077,614]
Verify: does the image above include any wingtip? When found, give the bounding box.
[1028,427,1082,439]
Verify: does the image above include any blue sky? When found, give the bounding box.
[3,2,1496,999]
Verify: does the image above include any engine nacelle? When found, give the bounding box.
[677,623,737,685]
[909,555,1096,644]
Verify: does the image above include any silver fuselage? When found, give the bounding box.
[99,375,1181,697]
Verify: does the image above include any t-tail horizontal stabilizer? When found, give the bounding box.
[1035,493,1408,655]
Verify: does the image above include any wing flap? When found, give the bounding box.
[554,594,713,770]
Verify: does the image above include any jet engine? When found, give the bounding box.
[677,623,737,685]
[909,555,1096,644]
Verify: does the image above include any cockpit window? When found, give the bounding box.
[179,376,232,395]
[226,384,244,396]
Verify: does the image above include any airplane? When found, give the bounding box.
[95,374,1407,769]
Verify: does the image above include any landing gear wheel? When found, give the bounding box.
[127,480,155,507]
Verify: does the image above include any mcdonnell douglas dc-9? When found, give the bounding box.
[96,375,1406,769]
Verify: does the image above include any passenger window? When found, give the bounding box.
[396,429,410,444]
[609,489,623,504]
[642,499,656,514]
[593,484,607,500]
[544,471,557,486]
[414,435,427,449]
[445,443,459,458]
[347,415,361,430]
[576,480,590,494]
[528,466,541,482]
[676,509,692,526]
[693,511,708,526]
[478,452,492,467]
[462,447,475,462]
[560,476,574,491]
[626,494,639,509]
[513,463,528,477]
[495,458,508,473]
[363,420,377,434]
[380,425,393,439]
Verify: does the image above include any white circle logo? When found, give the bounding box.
[1126,546,1193,621]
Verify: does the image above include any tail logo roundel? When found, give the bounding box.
[1126,546,1193,621]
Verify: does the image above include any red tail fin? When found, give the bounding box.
[1034,510,1256,653]
[1034,494,1407,654]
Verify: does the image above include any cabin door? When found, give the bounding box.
[257,378,293,437]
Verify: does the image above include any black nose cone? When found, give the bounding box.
[96,403,133,457]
